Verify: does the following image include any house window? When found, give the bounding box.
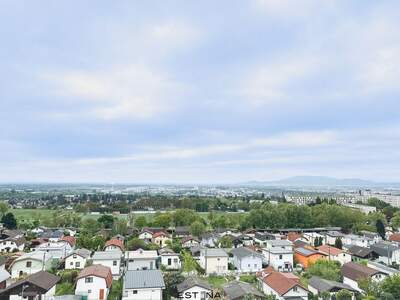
[132,290,138,294]
[279,255,283,259]
[293,286,298,292]
[73,255,77,258]
[26,261,32,268]
[70,262,73,265]
[76,262,80,268]
[174,258,178,263]
[88,289,92,294]
[85,277,93,283]
[168,258,172,265]
[113,260,117,266]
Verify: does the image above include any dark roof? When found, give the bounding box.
[0,271,59,294]
[370,242,400,257]
[255,232,275,241]
[231,247,262,259]
[124,270,165,289]
[177,277,212,292]
[223,281,265,300]
[175,226,190,235]
[347,245,373,258]
[308,276,357,293]
[293,240,308,248]
[341,262,381,281]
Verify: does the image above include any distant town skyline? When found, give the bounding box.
[1,1,400,183]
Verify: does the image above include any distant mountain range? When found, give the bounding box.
[242,176,399,187]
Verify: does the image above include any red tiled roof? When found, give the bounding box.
[259,271,307,296]
[389,233,400,242]
[105,239,124,250]
[61,236,76,247]
[153,231,169,238]
[77,265,113,288]
[317,245,344,256]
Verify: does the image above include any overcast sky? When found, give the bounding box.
[1,0,400,183]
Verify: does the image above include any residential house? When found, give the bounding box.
[367,261,400,277]
[294,247,326,269]
[324,231,345,245]
[34,240,72,259]
[138,229,154,242]
[125,249,159,271]
[254,232,275,247]
[0,268,10,289]
[341,262,387,292]
[200,233,219,248]
[199,248,228,275]
[104,238,124,253]
[231,247,263,273]
[10,251,53,278]
[360,231,382,243]
[370,242,400,265]
[152,231,172,248]
[308,276,357,299]
[223,281,265,300]
[65,248,91,270]
[174,226,190,238]
[262,240,293,272]
[176,277,213,300]
[258,269,308,300]
[0,271,59,299]
[343,234,375,248]
[0,231,25,253]
[91,251,122,279]
[159,248,181,270]
[346,245,376,262]
[232,235,253,248]
[317,245,351,265]
[182,236,200,248]
[301,232,325,247]
[122,270,165,300]
[60,236,76,249]
[75,265,113,300]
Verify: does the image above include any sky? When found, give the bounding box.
[1,0,400,184]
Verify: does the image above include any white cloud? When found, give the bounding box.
[44,64,184,120]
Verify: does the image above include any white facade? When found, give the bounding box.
[65,253,87,270]
[9,285,56,300]
[104,245,123,253]
[262,240,293,272]
[138,231,153,240]
[92,251,122,279]
[0,239,25,253]
[122,287,163,300]
[343,273,386,292]
[343,234,375,248]
[125,249,158,271]
[199,249,228,275]
[260,280,308,300]
[232,254,262,273]
[10,252,53,278]
[160,253,181,270]
[75,275,109,300]
[34,241,72,259]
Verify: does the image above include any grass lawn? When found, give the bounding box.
[55,282,75,295]
[207,275,235,288]
[239,274,257,284]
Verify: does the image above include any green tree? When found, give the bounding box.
[381,274,400,299]
[304,260,342,282]
[335,237,343,249]
[0,201,9,217]
[391,212,400,230]
[112,219,128,236]
[163,271,184,299]
[153,213,172,228]
[1,212,17,229]
[182,251,198,274]
[98,215,115,229]
[127,238,147,250]
[173,209,198,226]
[190,221,206,237]
[218,235,233,248]
[336,289,353,300]
[134,216,147,229]
[376,219,386,240]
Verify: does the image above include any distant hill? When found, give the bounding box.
[243,176,382,187]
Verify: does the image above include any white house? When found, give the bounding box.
[92,251,122,279]
[341,262,387,292]
[182,236,200,248]
[122,270,165,300]
[370,242,400,265]
[324,231,345,245]
[175,277,213,300]
[104,239,124,253]
[0,235,25,253]
[317,245,351,265]
[262,240,293,272]
[75,265,113,300]
[125,249,159,271]
[65,248,91,270]
[10,251,53,278]
[33,240,72,259]
[138,229,154,242]
[152,232,172,248]
[254,232,275,247]
[258,269,308,300]
[342,234,375,248]
[0,271,59,300]
[159,248,181,270]
[308,276,357,299]
[231,247,263,273]
[199,248,228,275]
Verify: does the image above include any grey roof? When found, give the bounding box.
[124,270,165,289]
[92,250,122,260]
[367,261,400,275]
[177,277,212,292]
[326,231,345,237]
[223,281,265,300]
[308,276,357,293]
[370,242,400,257]
[295,247,319,257]
[202,248,228,257]
[66,248,91,259]
[347,245,373,258]
[231,247,262,259]
[267,240,292,247]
